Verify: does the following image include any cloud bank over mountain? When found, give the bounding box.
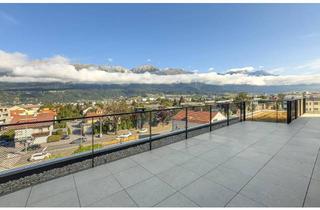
[1,49,320,86]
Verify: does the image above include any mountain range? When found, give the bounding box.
[73,64,274,76]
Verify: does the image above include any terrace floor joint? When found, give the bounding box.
[302,146,320,207]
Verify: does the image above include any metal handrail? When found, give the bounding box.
[0,98,307,187]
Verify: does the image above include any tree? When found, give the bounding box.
[277,93,285,101]
[104,100,133,135]
[172,99,178,107]
[179,96,185,105]
[234,92,250,104]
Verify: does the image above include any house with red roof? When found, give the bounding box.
[11,108,57,145]
[172,110,226,130]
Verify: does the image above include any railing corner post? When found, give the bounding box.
[227,103,230,126]
[149,111,152,150]
[287,100,292,124]
[91,117,95,168]
[185,107,188,139]
[243,101,246,121]
[209,105,212,132]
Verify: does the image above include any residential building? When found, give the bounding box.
[11,108,57,145]
[172,110,226,130]
[0,107,10,125]
[306,97,320,113]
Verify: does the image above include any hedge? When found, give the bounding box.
[47,135,61,143]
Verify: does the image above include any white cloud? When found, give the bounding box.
[107,58,113,63]
[0,50,28,71]
[1,49,320,86]
[296,58,320,74]
[226,66,254,73]
[208,67,215,72]
[147,58,152,62]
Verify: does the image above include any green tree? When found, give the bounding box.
[178,96,185,105]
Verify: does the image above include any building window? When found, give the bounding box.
[314,108,318,111]
[314,102,319,105]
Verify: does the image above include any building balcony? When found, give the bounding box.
[0,112,319,207]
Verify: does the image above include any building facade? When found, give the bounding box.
[306,98,320,113]
[0,107,10,125]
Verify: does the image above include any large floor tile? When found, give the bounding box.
[114,165,153,188]
[180,157,219,176]
[137,158,176,174]
[157,166,201,190]
[28,175,75,204]
[130,151,161,164]
[150,146,180,157]
[27,189,79,207]
[107,157,138,174]
[221,157,265,176]
[0,187,31,207]
[235,149,272,165]
[304,179,320,207]
[89,190,137,207]
[73,164,111,184]
[161,150,194,165]
[240,176,304,207]
[204,166,253,192]
[255,164,310,198]
[267,156,314,178]
[156,192,198,207]
[197,145,241,164]
[226,193,266,207]
[126,176,176,207]
[76,174,123,206]
[180,177,236,207]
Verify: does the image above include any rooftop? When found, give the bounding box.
[0,114,319,207]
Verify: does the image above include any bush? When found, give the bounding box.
[67,127,71,135]
[47,154,64,160]
[54,121,66,129]
[0,130,15,141]
[73,144,102,154]
[53,129,64,136]
[47,135,61,143]
[22,144,41,152]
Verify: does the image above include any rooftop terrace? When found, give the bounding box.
[0,114,319,207]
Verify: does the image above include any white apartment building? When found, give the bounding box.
[306,98,320,113]
[0,107,10,125]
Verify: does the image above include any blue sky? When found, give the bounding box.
[1,4,320,74]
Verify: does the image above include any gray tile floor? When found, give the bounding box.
[1,115,320,207]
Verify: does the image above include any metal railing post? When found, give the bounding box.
[91,117,95,168]
[295,100,298,119]
[287,101,292,124]
[243,101,246,121]
[251,100,254,121]
[209,105,212,132]
[226,103,230,126]
[149,111,152,150]
[276,101,279,123]
[240,102,243,122]
[185,107,188,139]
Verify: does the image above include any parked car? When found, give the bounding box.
[138,128,148,133]
[6,153,18,159]
[117,132,132,139]
[28,147,51,161]
[0,140,10,147]
[61,135,70,140]
[70,137,87,144]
